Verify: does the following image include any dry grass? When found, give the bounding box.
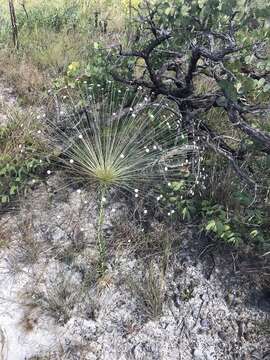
[111,219,177,263]
[128,261,165,320]
[0,50,48,104]
[0,222,10,249]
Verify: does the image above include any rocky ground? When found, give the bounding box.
[0,83,269,360]
[0,82,17,125]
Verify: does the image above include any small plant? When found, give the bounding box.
[27,271,80,325]
[180,283,195,302]
[201,200,241,245]
[163,180,197,221]
[50,84,200,273]
[128,262,165,320]
[0,222,9,249]
[0,108,49,207]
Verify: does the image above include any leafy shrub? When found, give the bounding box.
[201,200,241,245]
[0,109,49,206]
[54,42,114,93]
[112,0,270,253]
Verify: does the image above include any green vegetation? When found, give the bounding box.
[0,3,268,358]
[0,108,49,206]
[0,0,269,258]
[49,85,199,272]
[112,0,270,254]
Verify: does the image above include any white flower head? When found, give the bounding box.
[47,170,51,175]
[120,154,125,159]
[143,209,148,215]
[70,159,74,164]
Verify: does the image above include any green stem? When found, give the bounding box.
[97,186,107,275]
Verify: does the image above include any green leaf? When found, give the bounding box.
[219,79,238,102]
[250,229,259,238]
[171,180,185,191]
[263,83,270,92]
[181,4,190,16]
[182,207,191,220]
[10,185,18,195]
[1,195,9,204]
[205,219,216,231]
[164,6,171,16]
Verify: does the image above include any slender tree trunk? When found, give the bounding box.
[20,1,29,20]
[129,0,132,21]
[8,0,19,49]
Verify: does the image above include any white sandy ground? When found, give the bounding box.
[0,256,62,360]
[0,83,17,126]
[0,80,269,360]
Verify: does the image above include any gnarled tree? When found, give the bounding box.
[113,0,270,189]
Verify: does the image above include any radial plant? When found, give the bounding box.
[51,83,202,273]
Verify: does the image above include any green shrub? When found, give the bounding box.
[0,109,49,206]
